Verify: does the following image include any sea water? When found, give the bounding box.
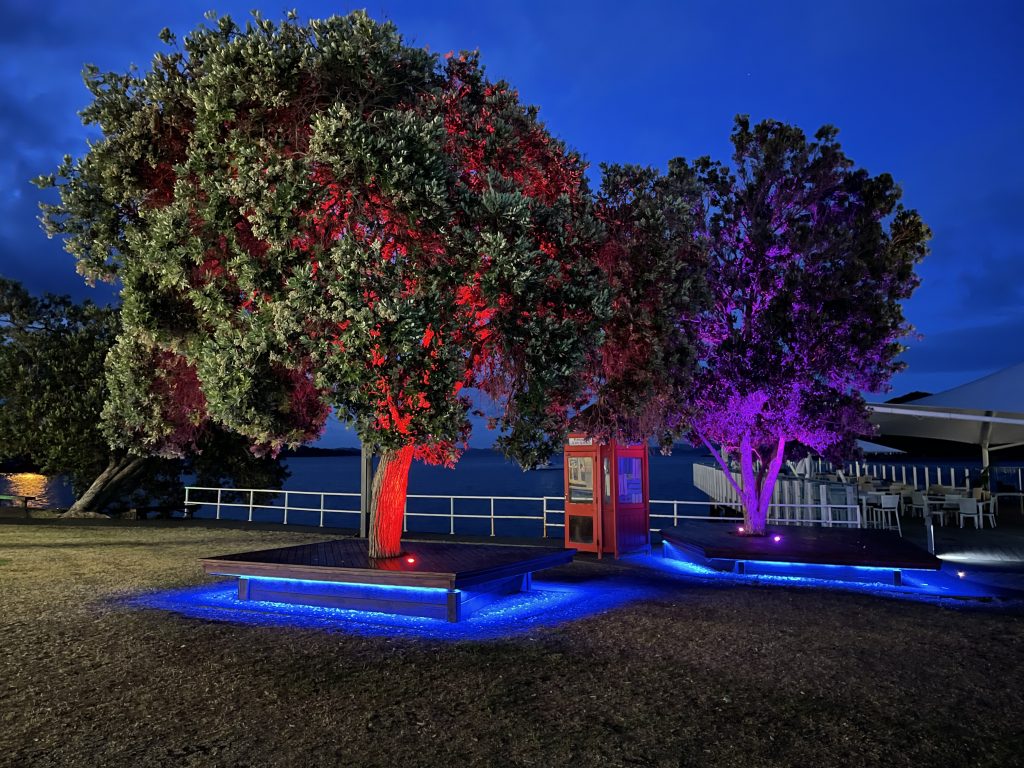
[1,447,712,536]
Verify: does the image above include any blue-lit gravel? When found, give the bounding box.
[127,544,1023,640]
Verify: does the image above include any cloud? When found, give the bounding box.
[900,313,1024,375]
[957,249,1024,316]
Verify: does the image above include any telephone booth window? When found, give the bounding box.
[568,514,594,544]
[568,456,594,503]
[603,457,612,502]
[617,457,643,504]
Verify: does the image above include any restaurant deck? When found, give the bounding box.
[660,521,940,585]
[201,539,575,622]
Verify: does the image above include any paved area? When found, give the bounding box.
[901,499,1024,567]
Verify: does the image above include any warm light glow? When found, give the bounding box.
[406,557,416,564]
[3,473,46,500]
[737,526,744,533]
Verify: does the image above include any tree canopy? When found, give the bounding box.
[0,277,117,495]
[35,9,929,543]
[38,11,606,553]
[0,277,286,514]
[579,163,705,447]
[677,117,930,533]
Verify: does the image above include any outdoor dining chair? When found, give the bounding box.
[923,493,960,527]
[907,491,928,518]
[877,494,902,536]
[957,498,982,529]
[979,499,997,528]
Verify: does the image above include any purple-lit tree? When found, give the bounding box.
[676,117,930,535]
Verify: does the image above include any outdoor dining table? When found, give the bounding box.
[925,494,964,526]
[858,491,883,519]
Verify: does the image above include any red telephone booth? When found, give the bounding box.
[563,432,651,558]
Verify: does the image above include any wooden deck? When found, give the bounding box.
[201,539,575,622]
[661,522,941,571]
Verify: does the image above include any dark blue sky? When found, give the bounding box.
[1,1,1022,445]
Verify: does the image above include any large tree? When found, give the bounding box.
[577,164,705,446]
[676,117,930,534]
[39,12,605,556]
[0,277,286,514]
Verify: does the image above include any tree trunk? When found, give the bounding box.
[62,455,147,516]
[368,445,415,559]
[698,429,786,536]
[737,434,786,535]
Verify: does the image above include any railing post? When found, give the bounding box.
[319,493,325,528]
[248,490,254,522]
[283,491,289,526]
[216,488,222,520]
[673,501,679,526]
[489,498,494,537]
[451,497,456,536]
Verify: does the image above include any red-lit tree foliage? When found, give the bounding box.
[40,12,605,556]
[675,117,930,534]
[578,164,705,447]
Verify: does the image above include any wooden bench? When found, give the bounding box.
[0,494,36,519]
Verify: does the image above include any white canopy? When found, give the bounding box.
[867,363,1024,467]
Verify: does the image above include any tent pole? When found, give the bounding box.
[980,416,993,492]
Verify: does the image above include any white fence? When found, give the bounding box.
[844,461,975,490]
[691,463,862,527]
[183,486,566,538]
[184,483,859,539]
[843,461,1024,496]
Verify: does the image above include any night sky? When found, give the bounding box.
[1,1,1022,445]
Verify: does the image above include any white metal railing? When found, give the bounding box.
[184,484,861,539]
[841,461,1024,494]
[692,463,862,527]
[184,486,567,538]
[844,461,975,491]
[649,498,862,529]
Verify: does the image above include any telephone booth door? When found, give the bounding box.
[564,442,601,554]
[612,445,650,557]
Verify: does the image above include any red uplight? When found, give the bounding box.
[406,557,416,564]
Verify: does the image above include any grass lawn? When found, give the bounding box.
[1,523,1022,768]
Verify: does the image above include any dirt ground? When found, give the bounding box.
[1,523,1022,768]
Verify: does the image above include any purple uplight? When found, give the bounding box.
[773,535,782,543]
